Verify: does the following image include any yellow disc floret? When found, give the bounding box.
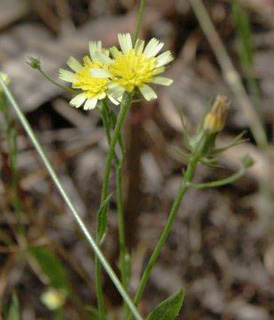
[109,50,156,91]
[72,56,108,100]
[91,34,174,101]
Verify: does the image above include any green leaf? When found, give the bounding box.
[146,289,184,320]
[29,247,69,290]
[7,293,20,320]
[97,194,112,242]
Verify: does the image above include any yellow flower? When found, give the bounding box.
[91,33,174,101]
[0,72,10,93]
[59,41,112,110]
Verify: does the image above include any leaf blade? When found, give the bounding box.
[29,246,69,290]
[97,194,112,242]
[146,289,184,320]
[7,293,20,320]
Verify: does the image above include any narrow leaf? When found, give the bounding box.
[97,194,112,241]
[29,247,69,290]
[146,289,184,320]
[7,293,20,320]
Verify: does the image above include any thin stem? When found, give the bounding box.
[100,92,132,204]
[38,67,78,94]
[95,92,132,319]
[190,165,247,189]
[0,96,24,236]
[116,160,128,289]
[0,75,143,320]
[133,0,146,44]
[101,102,128,313]
[95,103,119,320]
[126,155,200,320]
[95,259,105,320]
[231,0,262,118]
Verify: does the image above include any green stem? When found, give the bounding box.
[38,68,78,94]
[116,160,128,291]
[0,75,143,320]
[126,155,200,320]
[133,0,146,44]
[101,102,128,313]
[95,92,132,319]
[190,165,247,189]
[95,259,105,320]
[0,96,24,235]
[100,92,132,204]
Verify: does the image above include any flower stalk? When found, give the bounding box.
[101,95,131,316]
[95,92,132,319]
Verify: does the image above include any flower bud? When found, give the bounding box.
[27,57,41,70]
[204,95,229,133]
[241,155,254,168]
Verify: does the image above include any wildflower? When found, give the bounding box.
[0,72,10,93]
[41,287,67,310]
[204,95,229,133]
[91,33,174,101]
[59,42,112,110]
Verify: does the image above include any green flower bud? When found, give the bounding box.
[241,155,254,168]
[27,57,41,70]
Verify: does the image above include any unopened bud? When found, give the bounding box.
[241,155,254,168]
[204,95,229,133]
[27,57,41,70]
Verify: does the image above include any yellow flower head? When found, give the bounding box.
[91,33,174,101]
[0,72,10,93]
[59,41,112,110]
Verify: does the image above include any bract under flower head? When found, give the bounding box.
[91,33,174,101]
[59,41,111,110]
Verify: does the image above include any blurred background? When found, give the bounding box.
[1,0,274,319]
